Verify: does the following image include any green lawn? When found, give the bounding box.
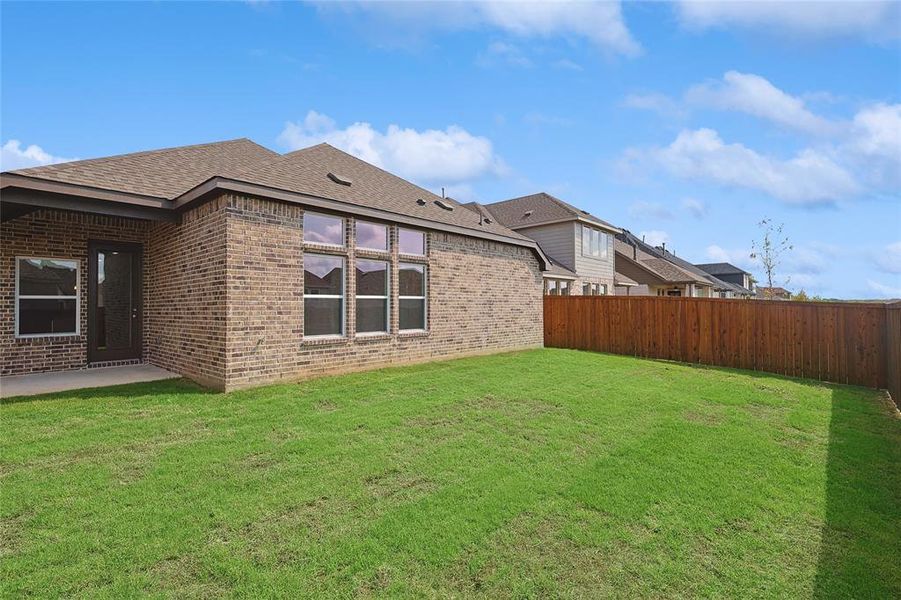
[2,349,899,598]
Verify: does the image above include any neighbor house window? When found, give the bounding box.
[16,258,79,337]
[545,280,570,296]
[356,259,389,334]
[581,225,608,259]
[304,212,345,246]
[356,221,388,252]
[583,283,605,296]
[600,284,608,295]
[399,263,426,330]
[398,228,425,255]
[304,254,344,337]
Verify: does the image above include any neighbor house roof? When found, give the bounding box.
[695,262,751,277]
[542,255,578,280]
[1,139,549,268]
[615,231,709,286]
[483,192,620,233]
[757,286,792,297]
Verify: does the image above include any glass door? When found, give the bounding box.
[88,241,142,362]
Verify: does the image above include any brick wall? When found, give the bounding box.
[223,194,543,390]
[145,198,229,389]
[2,195,544,390]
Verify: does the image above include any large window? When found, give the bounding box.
[304,254,344,337]
[398,228,425,255]
[16,258,79,337]
[582,283,608,296]
[581,225,608,259]
[356,221,388,252]
[304,212,345,246]
[399,263,426,331]
[356,259,389,334]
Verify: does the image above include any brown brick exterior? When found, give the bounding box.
[1,194,543,390]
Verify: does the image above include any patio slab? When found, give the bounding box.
[0,364,179,399]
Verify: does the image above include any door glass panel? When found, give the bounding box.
[96,251,133,350]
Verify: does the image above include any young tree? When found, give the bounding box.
[750,218,793,300]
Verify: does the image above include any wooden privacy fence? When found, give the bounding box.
[544,296,901,408]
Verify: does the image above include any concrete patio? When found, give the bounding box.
[0,364,179,399]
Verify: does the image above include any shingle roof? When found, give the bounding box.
[230,144,531,241]
[695,262,751,277]
[543,255,578,278]
[484,192,619,232]
[616,230,709,285]
[8,138,278,199]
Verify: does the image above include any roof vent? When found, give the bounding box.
[416,198,426,206]
[327,172,352,186]
[484,217,493,224]
[523,210,533,218]
[434,199,454,211]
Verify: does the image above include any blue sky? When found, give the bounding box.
[2,1,899,298]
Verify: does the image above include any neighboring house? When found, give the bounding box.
[477,192,621,296]
[1,139,551,390]
[614,231,714,297]
[695,263,756,297]
[756,286,793,300]
[651,248,755,300]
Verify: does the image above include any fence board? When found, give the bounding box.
[544,296,901,409]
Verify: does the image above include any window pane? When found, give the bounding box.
[599,232,608,258]
[560,281,570,296]
[97,251,133,350]
[399,263,425,296]
[356,259,388,296]
[18,258,77,296]
[582,226,590,256]
[356,298,388,333]
[304,255,343,295]
[583,283,591,295]
[398,229,425,255]
[304,297,342,336]
[18,298,77,335]
[304,212,344,246]
[356,221,388,251]
[399,298,425,330]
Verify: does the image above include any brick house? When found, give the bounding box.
[474,193,624,296]
[1,139,549,390]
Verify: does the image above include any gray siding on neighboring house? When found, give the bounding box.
[517,222,576,269]
[573,223,615,280]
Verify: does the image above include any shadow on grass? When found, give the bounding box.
[813,387,900,598]
[0,377,216,406]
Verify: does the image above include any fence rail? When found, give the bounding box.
[544,296,901,408]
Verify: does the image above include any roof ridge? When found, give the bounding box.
[7,138,276,175]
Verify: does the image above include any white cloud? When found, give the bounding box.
[874,241,901,274]
[640,230,670,247]
[705,244,757,270]
[867,279,901,298]
[676,0,900,41]
[477,41,533,68]
[315,1,640,56]
[628,201,673,220]
[1,140,75,171]
[552,58,584,71]
[681,197,707,219]
[278,110,506,185]
[844,103,901,187]
[685,71,838,136]
[629,128,860,205]
[622,92,686,119]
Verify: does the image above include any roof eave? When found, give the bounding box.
[508,215,621,234]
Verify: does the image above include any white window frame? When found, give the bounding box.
[303,253,346,339]
[398,228,426,256]
[15,256,80,338]
[581,225,608,259]
[355,220,389,252]
[355,258,390,335]
[398,262,427,332]
[304,211,346,248]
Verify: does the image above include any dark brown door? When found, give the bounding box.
[88,241,142,363]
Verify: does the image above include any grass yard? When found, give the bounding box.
[2,349,899,598]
